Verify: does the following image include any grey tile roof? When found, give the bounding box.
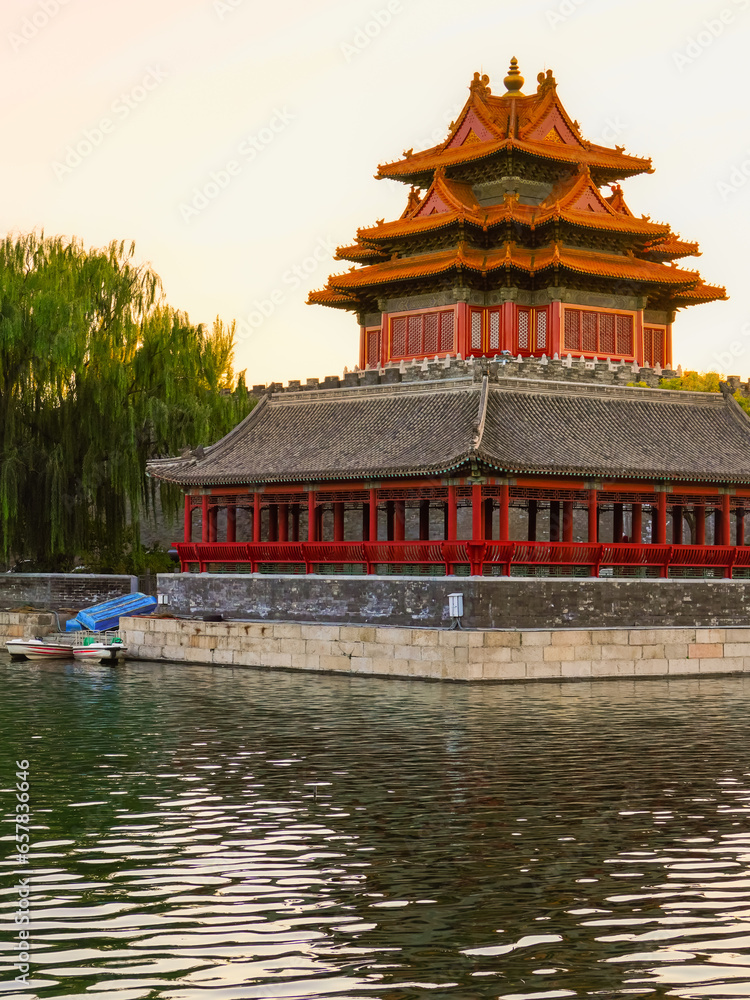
[147,375,750,487]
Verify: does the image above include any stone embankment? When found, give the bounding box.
[119,617,750,682]
[0,611,57,642]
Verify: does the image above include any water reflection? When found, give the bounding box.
[3,660,750,997]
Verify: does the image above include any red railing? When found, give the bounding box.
[175,541,750,578]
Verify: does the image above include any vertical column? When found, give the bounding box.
[672,504,683,545]
[613,503,624,544]
[563,500,574,543]
[549,301,563,359]
[358,325,366,370]
[721,494,731,546]
[380,313,390,365]
[184,494,192,543]
[278,502,288,543]
[528,498,538,542]
[632,502,642,544]
[655,492,667,545]
[736,506,745,547]
[419,500,430,541]
[665,322,673,369]
[499,484,510,541]
[201,495,209,543]
[695,503,705,546]
[394,500,406,542]
[226,505,236,543]
[253,493,261,542]
[634,308,645,367]
[550,501,561,543]
[333,502,345,542]
[369,488,378,543]
[456,302,470,358]
[472,483,483,541]
[447,486,458,540]
[587,488,598,544]
[308,491,316,542]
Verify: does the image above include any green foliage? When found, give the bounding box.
[0,232,253,570]
[659,371,722,393]
[734,392,750,417]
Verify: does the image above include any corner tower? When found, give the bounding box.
[309,59,726,370]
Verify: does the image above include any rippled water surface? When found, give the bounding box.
[4,658,750,998]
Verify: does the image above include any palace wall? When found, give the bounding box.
[0,573,137,613]
[119,616,750,684]
[156,573,750,630]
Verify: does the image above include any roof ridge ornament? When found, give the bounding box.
[503,57,525,96]
[469,71,492,98]
[536,68,557,95]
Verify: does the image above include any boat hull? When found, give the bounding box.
[7,640,75,660]
[72,644,127,662]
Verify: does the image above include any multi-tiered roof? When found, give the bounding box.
[309,60,724,320]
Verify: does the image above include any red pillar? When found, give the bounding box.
[253,493,261,542]
[634,309,645,366]
[456,302,470,357]
[227,505,236,543]
[656,492,667,545]
[307,491,317,542]
[393,500,405,542]
[587,488,598,543]
[632,503,642,544]
[201,495,209,543]
[184,494,192,543]
[369,489,378,542]
[721,494,731,546]
[695,504,705,545]
[549,301,562,359]
[563,500,574,543]
[333,502,345,542]
[499,484,510,541]
[472,483,483,541]
[447,486,457,540]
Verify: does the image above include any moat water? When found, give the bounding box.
[3,657,750,999]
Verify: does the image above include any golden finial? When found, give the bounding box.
[503,57,525,96]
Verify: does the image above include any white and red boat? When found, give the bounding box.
[72,639,127,662]
[6,638,75,660]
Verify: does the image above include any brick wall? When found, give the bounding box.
[157,574,750,630]
[0,574,137,612]
[120,617,750,683]
[0,612,57,642]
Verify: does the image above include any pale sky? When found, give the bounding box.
[3,0,749,385]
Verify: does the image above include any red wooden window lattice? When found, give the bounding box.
[564,309,634,356]
[391,311,454,358]
[643,327,665,368]
[366,328,381,368]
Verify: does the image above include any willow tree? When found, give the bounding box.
[0,232,252,570]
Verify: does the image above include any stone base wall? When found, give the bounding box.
[157,574,750,630]
[0,612,57,642]
[120,617,750,683]
[0,574,137,613]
